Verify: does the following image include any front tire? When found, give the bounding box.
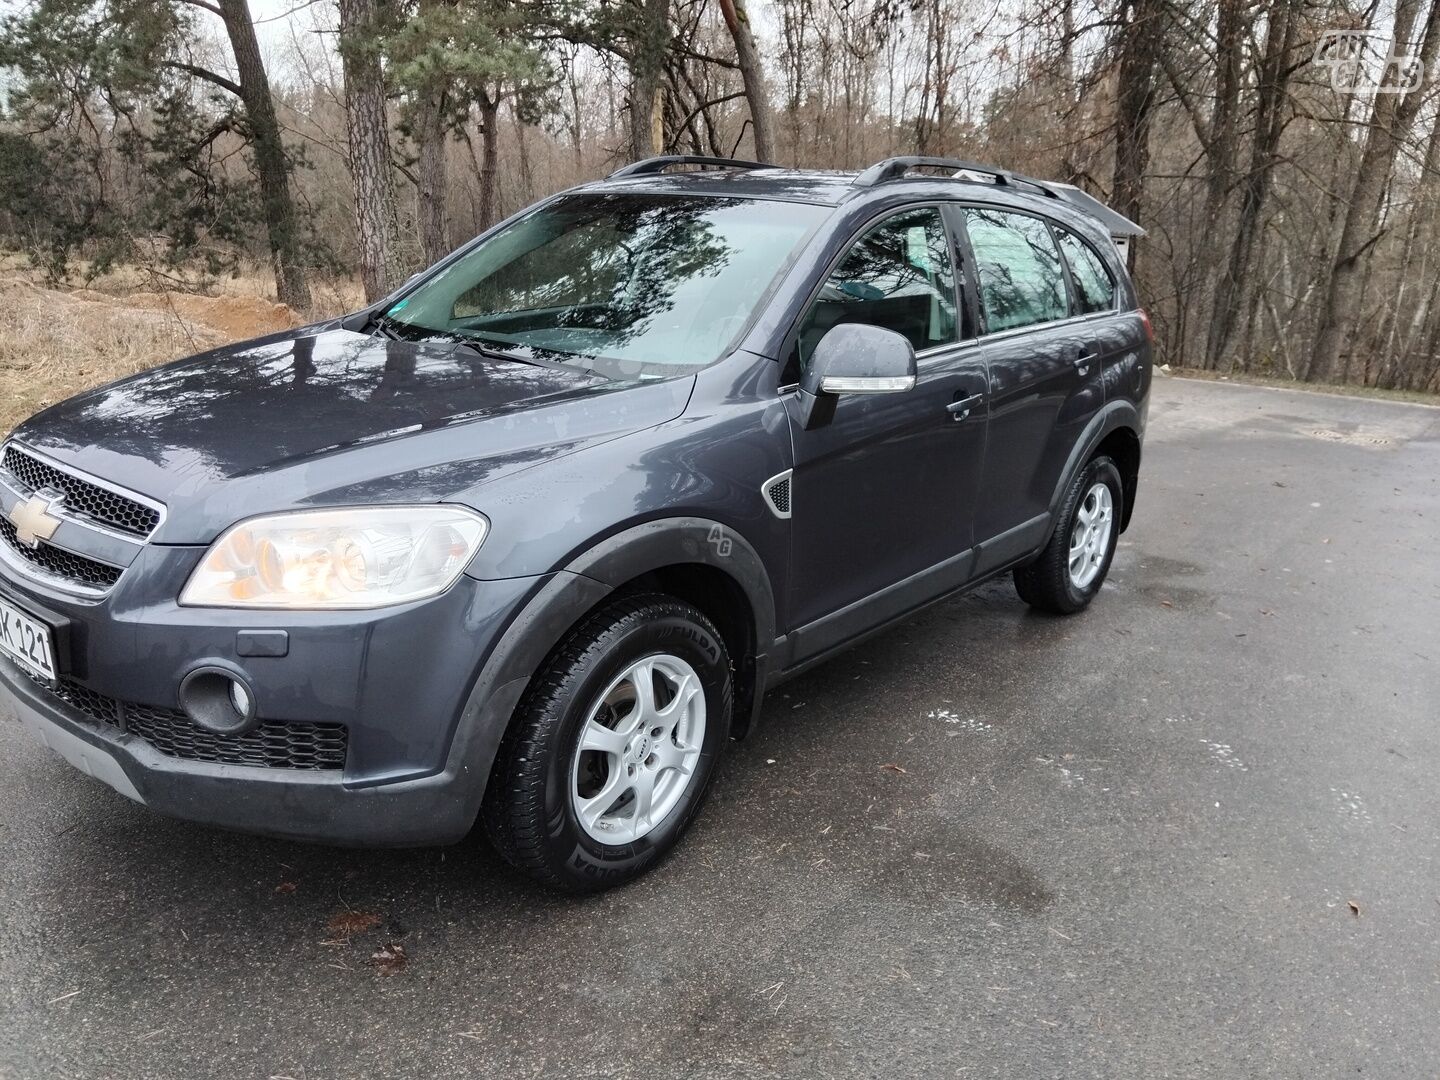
[482,594,732,892]
[1014,455,1124,614]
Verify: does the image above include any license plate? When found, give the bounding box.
[0,596,57,682]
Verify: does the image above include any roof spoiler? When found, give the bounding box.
[1042,182,1145,238]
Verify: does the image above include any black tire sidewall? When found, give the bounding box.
[536,607,731,889]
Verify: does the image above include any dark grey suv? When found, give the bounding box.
[0,155,1151,890]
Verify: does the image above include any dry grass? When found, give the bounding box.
[0,256,364,435]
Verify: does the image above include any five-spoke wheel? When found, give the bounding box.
[570,654,706,844]
[1068,482,1114,590]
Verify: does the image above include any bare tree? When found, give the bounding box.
[1110,0,1163,273]
[1308,0,1440,382]
[717,0,776,160]
[1205,0,1303,370]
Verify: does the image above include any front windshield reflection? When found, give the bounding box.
[385,193,826,377]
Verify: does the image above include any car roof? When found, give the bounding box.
[577,161,1143,241]
[583,168,861,206]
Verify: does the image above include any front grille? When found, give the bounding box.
[125,704,349,771]
[48,676,123,725]
[2,446,161,538]
[26,672,348,771]
[0,518,124,590]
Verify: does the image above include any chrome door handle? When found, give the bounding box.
[946,394,984,421]
[1074,353,1098,377]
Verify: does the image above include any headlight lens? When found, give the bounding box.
[180,506,488,609]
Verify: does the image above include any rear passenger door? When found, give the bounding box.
[957,206,1104,571]
[1053,225,1133,398]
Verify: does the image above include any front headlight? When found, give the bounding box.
[180,506,489,609]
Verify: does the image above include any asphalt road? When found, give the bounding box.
[2,377,1438,1080]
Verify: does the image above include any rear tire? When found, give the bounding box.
[1014,455,1124,614]
[482,594,732,892]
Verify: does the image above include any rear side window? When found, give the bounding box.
[962,208,1068,333]
[796,206,958,367]
[1056,228,1117,314]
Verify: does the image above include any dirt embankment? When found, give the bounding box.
[0,278,306,433]
[96,290,304,340]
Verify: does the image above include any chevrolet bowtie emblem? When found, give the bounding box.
[9,490,65,549]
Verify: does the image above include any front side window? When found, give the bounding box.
[795,206,958,367]
[963,208,1068,333]
[384,194,827,378]
[1056,228,1117,314]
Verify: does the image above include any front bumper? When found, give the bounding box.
[1,652,530,845]
[0,548,562,845]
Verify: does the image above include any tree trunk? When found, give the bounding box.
[1205,0,1302,370]
[415,88,449,267]
[717,0,776,161]
[216,0,311,310]
[1110,0,1163,275]
[1194,0,1245,367]
[337,0,401,303]
[627,0,671,159]
[477,92,499,231]
[1308,0,1440,382]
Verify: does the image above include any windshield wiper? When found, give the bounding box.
[448,339,583,374]
[362,312,407,340]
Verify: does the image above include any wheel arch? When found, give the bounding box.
[1049,401,1144,534]
[563,518,776,740]
[477,518,776,753]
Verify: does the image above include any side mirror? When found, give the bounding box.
[797,323,917,428]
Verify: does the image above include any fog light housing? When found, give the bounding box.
[179,666,259,735]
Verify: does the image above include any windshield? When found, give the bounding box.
[382,193,827,378]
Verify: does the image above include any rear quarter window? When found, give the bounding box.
[1056,228,1118,314]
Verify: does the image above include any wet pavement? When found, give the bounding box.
[2,377,1438,1078]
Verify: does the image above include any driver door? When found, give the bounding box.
[781,205,989,654]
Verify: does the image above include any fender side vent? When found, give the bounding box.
[761,471,792,519]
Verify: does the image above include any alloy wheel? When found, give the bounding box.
[1068,482,1114,590]
[569,653,706,845]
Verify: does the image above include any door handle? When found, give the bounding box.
[1074,352,1098,377]
[946,394,984,422]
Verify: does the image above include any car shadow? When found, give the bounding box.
[22,573,1081,996]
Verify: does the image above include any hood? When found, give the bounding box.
[13,329,694,542]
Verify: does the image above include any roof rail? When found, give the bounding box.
[853,156,1060,200]
[851,155,1146,236]
[608,155,771,178]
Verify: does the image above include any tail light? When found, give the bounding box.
[1138,308,1155,344]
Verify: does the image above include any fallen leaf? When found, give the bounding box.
[1348,900,1362,917]
[274,882,297,895]
[1160,599,1173,608]
[371,942,407,975]
[880,763,907,774]
[327,910,382,936]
